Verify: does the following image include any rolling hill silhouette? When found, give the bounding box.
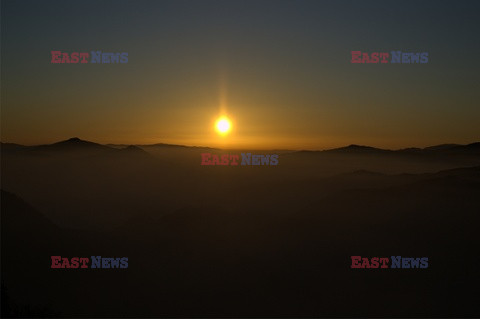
[3,137,479,154]
[1,138,480,317]
[36,137,114,152]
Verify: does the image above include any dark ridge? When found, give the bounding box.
[0,142,27,152]
[51,137,100,147]
[432,165,480,176]
[466,142,480,147]
[120,145,149,153]
[288,142,480,156]
[144,143,218,150]
[2,138,479,153]
[150,143,190,148]
[0,142,25,147]
[36,137,114,151]
[122,145,144,151]
[456,142,480,151]
[423,144,460,151]
[424,142,480,155]
[398,147,422,152]
[324,144,392,154]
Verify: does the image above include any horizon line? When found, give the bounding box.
[1,137,479,153]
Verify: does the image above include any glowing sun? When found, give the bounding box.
[215,117,232,135]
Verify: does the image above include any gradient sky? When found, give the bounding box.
[1,0,479,149]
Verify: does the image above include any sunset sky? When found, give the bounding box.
[1,0,479,150]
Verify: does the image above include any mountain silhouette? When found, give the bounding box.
[3,137,480,155]
[424,143,461,151]
[2,140,480,317]
[324,144,392,154]
[37,137,113,152]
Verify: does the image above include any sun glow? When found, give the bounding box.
[215,117,232,136]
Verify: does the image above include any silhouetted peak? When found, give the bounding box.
[347,144,372,149]
[55,137,93,145]
[327,144,389,153]
[43,137,111,151]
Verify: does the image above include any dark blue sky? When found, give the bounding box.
[2,0,479,149]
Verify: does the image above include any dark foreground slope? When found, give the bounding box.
[2,164,480,317]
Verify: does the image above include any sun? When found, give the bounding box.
[215,117,232,135]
